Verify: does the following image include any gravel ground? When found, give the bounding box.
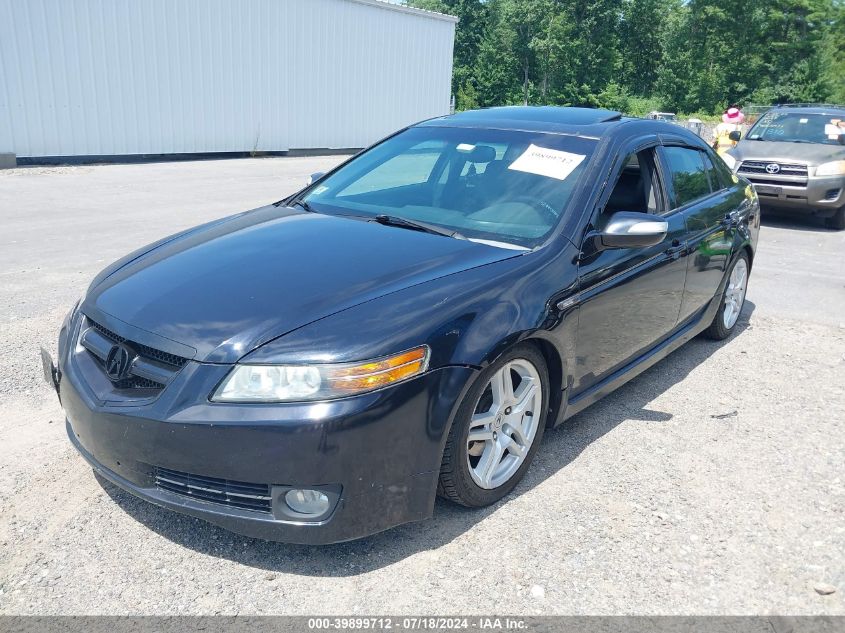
[0,157,843,615]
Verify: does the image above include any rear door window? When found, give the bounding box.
[699,151,724,191]
[708,150,737,189]
[661,146,713,208]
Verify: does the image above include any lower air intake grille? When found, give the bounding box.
[154,467,272,514]
[113,376,164,390]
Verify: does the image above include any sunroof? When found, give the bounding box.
[448,106,623,126]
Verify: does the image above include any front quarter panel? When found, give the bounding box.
[242,242,582,421]
[244,245,578,366]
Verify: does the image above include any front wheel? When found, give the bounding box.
[703,252,750,340]
[437,344,549,507]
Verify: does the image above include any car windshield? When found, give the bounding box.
[301,126,597,249]
[747,111,845,145]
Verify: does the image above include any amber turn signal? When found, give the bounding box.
[326,347,429,393]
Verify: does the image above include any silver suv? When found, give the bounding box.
[723,105,845,229]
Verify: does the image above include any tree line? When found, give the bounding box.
[406,0,845,116]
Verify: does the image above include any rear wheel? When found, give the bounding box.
[437,344,549,507]
[825,206,845,231]
[704,252,749,340]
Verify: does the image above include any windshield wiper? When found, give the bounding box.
[370,214,465,240]
[289,197,317,213]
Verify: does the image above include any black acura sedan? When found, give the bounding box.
[43,107,759,543]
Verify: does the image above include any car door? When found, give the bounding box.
[658,144,740,324]
[573,144,688,395]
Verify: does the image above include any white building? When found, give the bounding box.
[0,0,457,162]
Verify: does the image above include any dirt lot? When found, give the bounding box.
[0,157,843,615]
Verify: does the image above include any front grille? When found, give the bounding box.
[86,351,166,390]
[80,317,189,391]
[90,320,188,368]
[738,161,808,176]
[154,467,273,514]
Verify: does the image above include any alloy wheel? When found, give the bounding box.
[722,257,748,329]
[466,358,543,490]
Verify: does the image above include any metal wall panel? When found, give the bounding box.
[0,0,456,157]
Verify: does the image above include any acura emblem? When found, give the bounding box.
[105,344,134,381]
[765,163,780,174]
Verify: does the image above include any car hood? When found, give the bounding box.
[730,140,845,166]
[84,206,521,363]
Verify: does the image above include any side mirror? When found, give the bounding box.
[598,212,669,249]
[307,172,325,186]
[728,130,742,142]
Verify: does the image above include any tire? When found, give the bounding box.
[703,251,750,340]
[437,343,549,507]
[825,206,845,231]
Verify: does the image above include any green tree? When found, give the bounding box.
[408,0,842,114]
[561,0,623,105]
[754,0,835,103]
[406,0,492,99]
[529,4,577,104]
[619,0,673,96]
[474,1,522,105]
[500,0,559,105]
[828,0,845,103]
[656,0,738,112]
[657,0,839,113]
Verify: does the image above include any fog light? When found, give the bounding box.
[285,489,330,516]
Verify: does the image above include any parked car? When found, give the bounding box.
[722,105,845,229]
[646,111,677,122]
[42,106,759,544]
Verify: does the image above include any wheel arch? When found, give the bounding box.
[452,331,568,433]
[743,243,754,270]
[517,336,566,429]
[492,332,565,428]
[435,334,559,505]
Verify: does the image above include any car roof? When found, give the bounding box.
[415,106,705,147]
[417,106,629,138]
[767,105,845,116]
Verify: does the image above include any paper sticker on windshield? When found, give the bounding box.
[825,124,842,136]
[507,144,586,181]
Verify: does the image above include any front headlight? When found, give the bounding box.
[816,160,845,177]
[211,346,430,403]
[720,153,737,171]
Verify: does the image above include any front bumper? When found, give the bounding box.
[52,314,477,544]
[740,174,844,215]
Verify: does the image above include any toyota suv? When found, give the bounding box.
[722,105,845,229]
